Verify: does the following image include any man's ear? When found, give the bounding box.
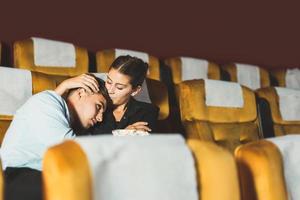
[131,85,142,97]
[78,88,87,98]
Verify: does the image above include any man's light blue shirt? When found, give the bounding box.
[0,90,75,171]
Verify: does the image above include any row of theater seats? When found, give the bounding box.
[176,79,300,152]
[0,135,293,200]
[1,38,300,88]
[1,38,300,148]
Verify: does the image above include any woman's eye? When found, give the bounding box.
[116,87,124,90]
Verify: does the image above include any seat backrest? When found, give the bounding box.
[270,68,300,89]
[93,73,169,121]
[43,135,199,200]
[96,49,160,81]
[256,87,300,137]
[0,67,56,144]
[176,79,261,152]
[164,57,221,84]
[14,37,88,79]
[235,140,288,200]
[187,139,240,200]
[43,135,241,200]
[223,63,270,90]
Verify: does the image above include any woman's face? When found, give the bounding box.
[105,68,139,106]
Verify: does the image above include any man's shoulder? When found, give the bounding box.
[20,90,66,114]
[31,90,65,105]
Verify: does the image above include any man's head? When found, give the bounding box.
[67,77,111,131]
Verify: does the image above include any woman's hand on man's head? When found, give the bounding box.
[55,74,99,96]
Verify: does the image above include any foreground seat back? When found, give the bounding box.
[223,63,270,90]
[43,135,240,200]
[0,67,56,144]
[235,140,288,200]
[164,57,221,84]
[96,49,160,81]
[43,135,198,200]
[256,87,300,137]
[176,79,261,152]
[14,37,88,84]
[187,139,240,200]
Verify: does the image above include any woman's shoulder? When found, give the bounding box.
[130,98,159,112]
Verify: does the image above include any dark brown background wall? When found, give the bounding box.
[0,0,299,68]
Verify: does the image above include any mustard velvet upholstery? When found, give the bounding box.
[187,139,240,200]
[270,69,286,87]
[176,80,261,152]
[43,140,92,200]
[223,63,270,89]
[235,140,288,200]
[164,57,221,84]
[0,71,57,145]
[146,78,169,120]
[0,121,10,146]
[14,38,88,77]
[256,87,300,136]
[96,49,160,81]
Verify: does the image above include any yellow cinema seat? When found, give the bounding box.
[270,68,300,89]
[176,79,261,152]
[235,140,288,200]
[14,37,89,84]
[223,63,270,90]
[187,139,240,200]
[256,87,300,137]
[96,49,160,81]
[0,67,57,144]
[43,137,240,200]
[164,57,221,84]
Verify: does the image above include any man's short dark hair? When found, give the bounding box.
[92,75,112,111]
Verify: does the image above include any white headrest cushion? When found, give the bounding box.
[205,79,244,108]
[180,57,208,81]
[236,63,260,90]
[32,37,76,67]
[275,87,300,121]
[115,49,149,64]
[0,67,32,115]
[133,80,151,103]
[286,68,300,89]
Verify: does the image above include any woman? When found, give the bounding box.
[55,55,159,134]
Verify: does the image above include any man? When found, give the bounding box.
[0,77,111,200]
